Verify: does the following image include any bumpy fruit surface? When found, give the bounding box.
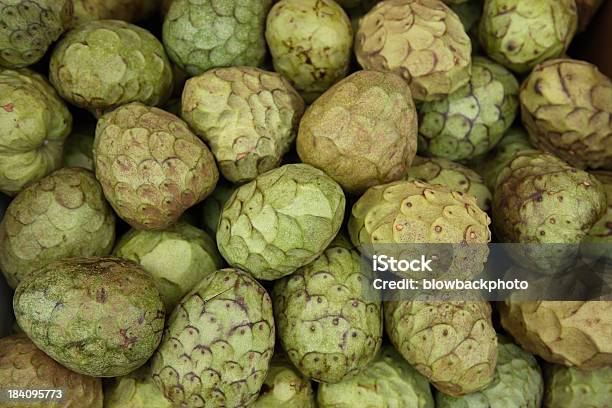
[471,127,533,190]
[63,122,96,170]
[585,171,612,247]
[103,365,172,408]
[13,257,165,377]
[0,334,103,408]
[0,0,73,68]
[266,0,353,103]
[355,0,472,102]
[181,66,305,183]
[520,59,612,169]
[251,356,316,408]
[0,168,115,288]
[317,345,435,407]
[419,57,519,161]
[151,268,275,408]
[492,150,606,251]
[273,238,383,383]
[500,301,612,369]
[385,300,498,396]
[544,364,612,408]
[478,0,578,73]
[113,222,223,311]
[0,69,72,196]
[436,337,543,407]
[163,0,272,76]
[50,20,173,115]
[200,181,235,234]
[406,157,491,211]
[217,164,345,280]
[94,102,218,230]
[72,0,159,24]
[297,70,418,194]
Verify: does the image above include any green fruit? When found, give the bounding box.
[406,156,492,211]
[478,0,578,74]
[0,167,116,288]
[113,222,223,311]
[163,0,272,76]
[544,364,612,408]
[448,0,483,32]
[50,20,173,116]
[266,0,353,103]
[470,127,533,190]
[0,69,72,196]
[0,0,73,68]
[151,268,275,408]
[348,180,491,281]
[355,0,472,102]
[63,122,96,170]
[492,150,606,270]
[73,0,159,24]
[94,102,218,230]
[419,57,519,161]
[13,257,166,377]
[436,337,543,407]
[200,181,235,234]
[272,238,383,383]
[0,334,103,408]
[181,66,305,183]
[585,171,612,249]
[297,70,418,194]
[251,356,316,408]
[317,345,435,408]
[520,59,612,169]
[500,301,612,369]
[217,163,346,280]
[104,365,172,408]
[385,300,498,396]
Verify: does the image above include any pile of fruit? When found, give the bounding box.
[0,0,611,407]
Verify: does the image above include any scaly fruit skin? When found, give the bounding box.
[544,364,612,408]
[163,0,272,76]
[385,300,498,396]
[585,171,612,247]
[0,69,72,196]
[500,301,612,369]
[50,20,173,115]
[470,127,533,191]
[181,66,305,183]
[251,356,316,408]
[272,239,383,383]
[113,222,223,311]
[13,257,166,377]
[492,151,606,268]
[266,0,353,103]
[355,0,472,102]
[72,0,159,24]
[151,268,275,408]
[94,102,218,230]
[406,157,492,211]
[0,168,116,288]
[419,57,519,161]
[436,338,543,408]
[576,0,605,32]
[0,334,103,408]
[317,345,435,408]
[103,365,172,408]
[520,59,612,169]
[200,181,235,234]
[217,164,346,280]
[297,70,418,194]
[63,122,96,170]
[0,0,73,68]
[478,0,578,74]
